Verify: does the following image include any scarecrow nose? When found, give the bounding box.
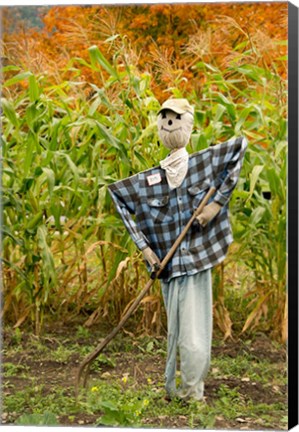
[168,120,173,126]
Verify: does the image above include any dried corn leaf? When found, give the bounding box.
[242,292,270,334]
[85,240,127,256]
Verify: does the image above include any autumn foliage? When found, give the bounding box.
[2,3,287,100]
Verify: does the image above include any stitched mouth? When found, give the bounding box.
[161,126,182,133]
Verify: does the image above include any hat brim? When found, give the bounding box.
[158,106,186,115]
[158,106,194,115]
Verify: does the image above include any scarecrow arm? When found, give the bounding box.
[212,136,248,206]
[108,175,149,251]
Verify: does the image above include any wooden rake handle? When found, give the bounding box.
[74,186,216,397]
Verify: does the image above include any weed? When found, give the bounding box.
[188,404,216,429]
[95,399,147,427]
[211,351,285,386]
[3,363,29,377]
[75,325,91,339]
[50,345,75,363]
[94,353,116,369]
[27,337,50,356]
[11,328,22,345]
[215,384,245,420]
[16,412,59,426]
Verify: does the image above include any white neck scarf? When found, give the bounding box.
[160,147,189,189]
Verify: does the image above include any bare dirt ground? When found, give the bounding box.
[2,323,287,429]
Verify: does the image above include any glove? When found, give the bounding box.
[142,247,161,277]
[196,202,222,227]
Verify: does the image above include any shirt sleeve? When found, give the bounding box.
[108,174,149,251]
[211,136,248,206]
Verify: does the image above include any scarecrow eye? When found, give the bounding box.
[176,114,181,120]
[162,111,167,119]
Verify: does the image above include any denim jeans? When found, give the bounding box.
[161,270,213,400]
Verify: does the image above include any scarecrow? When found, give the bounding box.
[108,98,247,402]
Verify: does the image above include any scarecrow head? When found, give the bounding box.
[157,98,194,151]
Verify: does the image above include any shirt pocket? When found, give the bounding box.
[188,180,211,212]
[147,195,174,223]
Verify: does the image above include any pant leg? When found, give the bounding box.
[161,270,213,400]
[177,270,213,401]
[161,279,180,397]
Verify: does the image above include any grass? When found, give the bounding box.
[2,324,287,429]
[211,354,286,386]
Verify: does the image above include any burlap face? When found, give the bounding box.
[157,109,194,150]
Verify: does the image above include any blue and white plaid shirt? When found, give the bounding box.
[108,137,247,282]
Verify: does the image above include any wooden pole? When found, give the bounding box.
[75,186,216,397]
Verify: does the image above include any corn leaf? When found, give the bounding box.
[248,165,264,200]
[4,71,32,87]
[88,45,119,80]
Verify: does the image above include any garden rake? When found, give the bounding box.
[75,186,216,398]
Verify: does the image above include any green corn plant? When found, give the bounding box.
[1,47,163,333]
[231,142,287,340]
[2,71,70,333]
[1,32,287,341]
[188,43,287,339]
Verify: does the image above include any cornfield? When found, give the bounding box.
[1,4,287,341]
